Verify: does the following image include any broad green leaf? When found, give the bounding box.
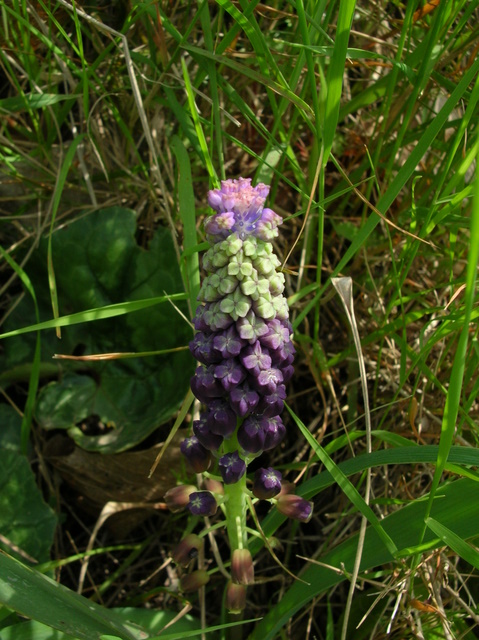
[0,607,203,640]
[0,406,56,563]
[0,405,22,452]
[0,244,42,454]
[249,478,479,640]
[0,208,194,453]
[0,553,145,640]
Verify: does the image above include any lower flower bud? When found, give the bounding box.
[180,569,210,593]
[276,494,313,523]
[172,534,203,566]
[226,581,247,614]
[231,548,254,585]
[204,477,225,495]
[164,485,197,513]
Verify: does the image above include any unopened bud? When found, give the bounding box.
[277,481,296,497]
[276,494,313,523]
[226,581,246,614]
[204,477,225,495]
[164,485,196,513]
[231,548,254,585]
[172,534,203,566]
[180,569,210,593]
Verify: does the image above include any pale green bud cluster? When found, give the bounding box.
[198,233,288,322]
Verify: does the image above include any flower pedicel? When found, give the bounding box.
[165,177,313,610]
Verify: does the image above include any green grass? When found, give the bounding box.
[0,1,478,638]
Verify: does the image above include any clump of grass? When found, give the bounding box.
[1,1,479,639]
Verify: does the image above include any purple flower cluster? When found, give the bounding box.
[166,177,314,608]
[181,179,294,506]
[204,177,282,242]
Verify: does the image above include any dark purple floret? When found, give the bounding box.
[205,399,237,437]
[238,414,265,454]
[279,317,293,333]
[214,358,246,392]
[280,364,294,383]
[188,491,218,516]
[189,331,221,365]
[240,341,272,375]
[253,468,282,500]
[237,415,265,454]
[193,416,224,451]
[229,383,260,417]
[256,384,286,417]
[262,415,286,450]
[256,367,283,394]
[270,339,296,367]
[181,436,212,473]
[193,304,210,332]
[218,451,246,484]
[260,319,290,351]
[190,365,225,403]
[213,325,245,358]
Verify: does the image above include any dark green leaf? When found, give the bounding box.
[0,606,203,640]
[0,554,145,640]
[1,208,194,453]
[0,406,57,562]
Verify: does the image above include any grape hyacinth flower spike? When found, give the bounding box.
[166,177,313,610]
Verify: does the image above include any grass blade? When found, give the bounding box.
[181,57,218,186]
[321,0,356,164]
[170,135,200,318]
[0,552,145,640]
[0,293,188,340]
[423,137,479,532]
[47,134,84,339]
[426,517,479,570]
[285,403,397,557]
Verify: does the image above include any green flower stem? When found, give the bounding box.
[222,426,248,552]
[223,471,248,551]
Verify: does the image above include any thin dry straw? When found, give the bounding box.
[54,0,180,258]
[331,277,372,640]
